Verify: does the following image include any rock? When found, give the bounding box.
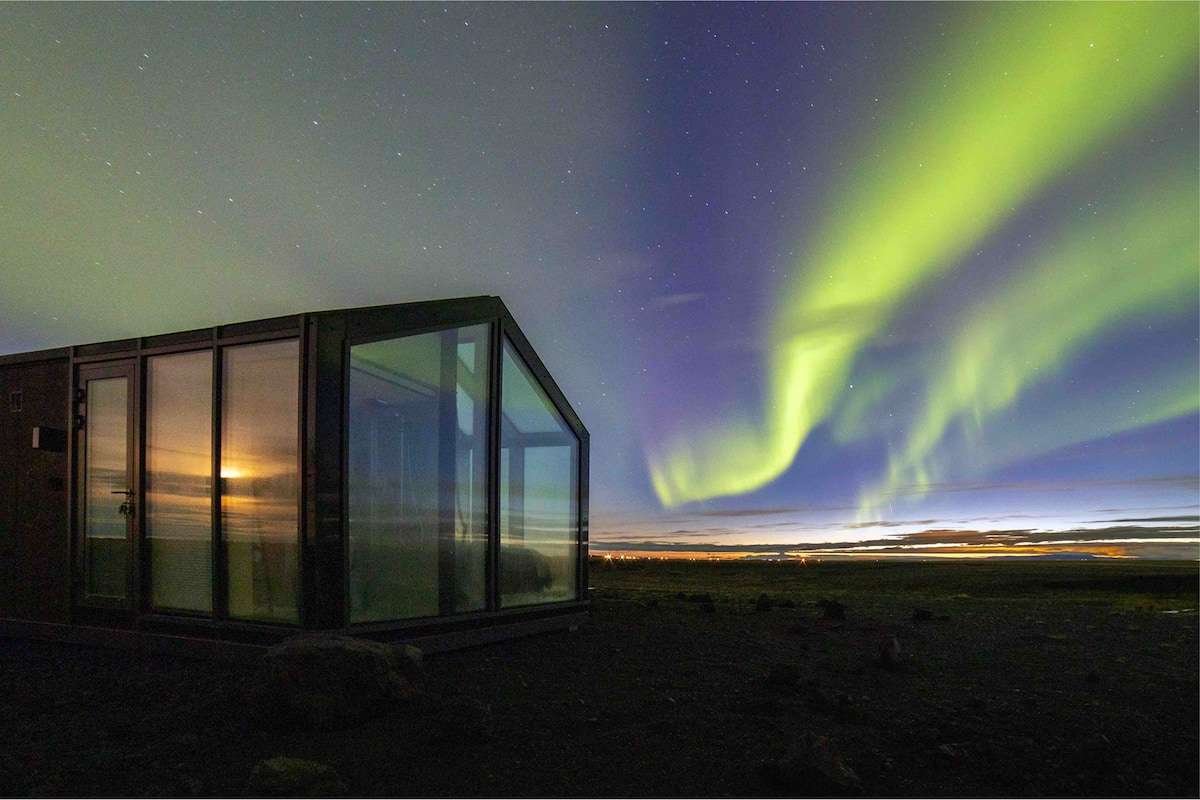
[818,599,846,620]
[755,593,773,613]
[765,663,801,689]
[1075,732,1116,772]
[699,599,717,614]
[1085,670,1100,684]
[878,636,902,670]
[687,592,714,604]
[784,621,809,636]
[912,607,934,622]
[742,697,786,717]
[248,757,347,797]
[430,696,494,743]
[803,682,835,713]
[761,734,863,795]
[936,742,966,762]
[777,598,796,608]
[259,635,423,730]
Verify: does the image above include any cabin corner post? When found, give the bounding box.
[578,431,590,603]
[305,313,347,630]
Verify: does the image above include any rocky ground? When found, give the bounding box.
[0,559,1196,797]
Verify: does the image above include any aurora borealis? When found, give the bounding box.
[2,3,1197,559]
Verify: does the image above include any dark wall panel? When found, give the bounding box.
[0,358,71,622]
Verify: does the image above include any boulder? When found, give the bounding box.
[248,757,347,797]
[761,734,863,795]
[259,635,423,730]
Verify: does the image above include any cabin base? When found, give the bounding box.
[0,608,588,662]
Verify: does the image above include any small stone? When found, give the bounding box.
[248,757,347,797]
[765,663,801,689]
[818,599,846,620]
[761,734,862,795]
[878,636,902,670]
[936,742,965,762]
[430,696,494,742]
[912,608,934,622]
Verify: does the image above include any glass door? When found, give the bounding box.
[76,360,137,607]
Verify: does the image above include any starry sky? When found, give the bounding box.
[2,3,1197,559]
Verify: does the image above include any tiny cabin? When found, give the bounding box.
[0,297,588,655]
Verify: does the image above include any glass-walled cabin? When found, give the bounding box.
[0,297,588,647]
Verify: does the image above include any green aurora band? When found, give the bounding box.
[856,165,1200,517]
[648,3,1199,508]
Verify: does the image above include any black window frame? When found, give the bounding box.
[69,321,307,632]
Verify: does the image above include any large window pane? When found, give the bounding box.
[146,350,212,613]
[221,340,299,623]
[500,340,578,607]
[348,324,490,623]
[84,376,128,598]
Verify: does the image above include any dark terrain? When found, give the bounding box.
[1,559,1196,797]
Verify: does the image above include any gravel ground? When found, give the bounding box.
[0,560,1195,798]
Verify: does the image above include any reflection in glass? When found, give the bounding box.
[348,324,490,622]
[500,340,578,607]
[146,350,213,613]
[84,376,128,598]
[221,340,299,623]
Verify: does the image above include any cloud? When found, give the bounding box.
[648,292,705,310]
[872,475,1200,499]
[1089,515,1199,524]
[693,507,809,518]
[589,523,1200,560]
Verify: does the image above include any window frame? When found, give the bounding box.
[343,320,494,624]
[341,306,589,628]
[496,334,582,608]
[497,314,589,609]
[69,322,306,631]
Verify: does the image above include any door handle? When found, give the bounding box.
[111,490,135,519]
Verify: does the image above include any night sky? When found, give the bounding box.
[2,3,1197,559]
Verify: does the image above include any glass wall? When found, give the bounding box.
[83,376,128,599]
[499,339,579,607]
[145,350,213,613]
[221,340,300,623]
[347,324,490,622]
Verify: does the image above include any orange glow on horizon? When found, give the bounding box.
[590,542,1163,561]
